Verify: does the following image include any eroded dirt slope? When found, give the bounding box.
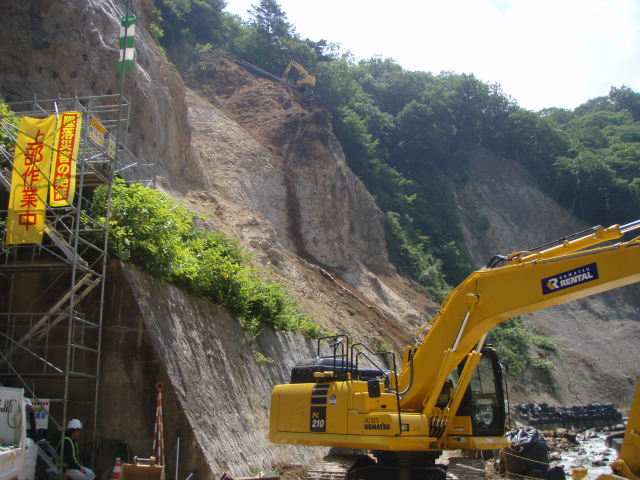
[180,51,433,351]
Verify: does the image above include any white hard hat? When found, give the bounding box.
[67,419,83,430]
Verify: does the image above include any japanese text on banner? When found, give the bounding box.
[50,112,82,207]
[6,115,56,244]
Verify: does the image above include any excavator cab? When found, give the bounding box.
[281,60,318,105]
[460,347,506,436]
[433,346,506,437]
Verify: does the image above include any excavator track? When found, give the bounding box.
[307,454,479,480]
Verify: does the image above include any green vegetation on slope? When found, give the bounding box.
[487,317,557,386]
[541,86,640,225]
[91,180,321,338]
[0,101,19,250]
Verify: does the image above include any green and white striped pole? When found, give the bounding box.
[114,5,134,173]
[117,14,136,72]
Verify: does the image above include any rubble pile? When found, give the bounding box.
[543,428,619,474]
[513,402,622,430]
[496,425,623,480]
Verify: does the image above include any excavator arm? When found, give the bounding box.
[595,379,640,480]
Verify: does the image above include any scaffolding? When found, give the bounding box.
[0,93,155,469]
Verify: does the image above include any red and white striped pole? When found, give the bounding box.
[152,381,165,466]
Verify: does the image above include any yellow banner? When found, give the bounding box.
[50,112,82,206]
[6,115,56,244]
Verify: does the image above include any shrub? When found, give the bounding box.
[487,316,556,383]
[91,180,321,338]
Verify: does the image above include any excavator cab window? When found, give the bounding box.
[448,347,506,436]
[468,350,505,435]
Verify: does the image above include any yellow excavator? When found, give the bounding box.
[282,60,316,89]
[270,220,640,479]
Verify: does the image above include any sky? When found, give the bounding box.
[223,0,640,111]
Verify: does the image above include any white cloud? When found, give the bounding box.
[224,0,640,110]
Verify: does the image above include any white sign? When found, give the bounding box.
[30,399,50,430]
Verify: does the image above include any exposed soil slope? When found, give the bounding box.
[180,51,434,350]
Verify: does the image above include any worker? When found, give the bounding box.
[62,419,95,480]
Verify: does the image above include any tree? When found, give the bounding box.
[245,0,293,71]
[249,0,291,37]
[609,85,640,121]
[394,99,455,172]
[155,0,227,60]
[441,73,489,147]
[554,151,618,222]
[0,101,18,171]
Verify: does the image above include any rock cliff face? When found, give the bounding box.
[1,1,639,479]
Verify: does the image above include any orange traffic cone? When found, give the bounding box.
[111,458,122,480]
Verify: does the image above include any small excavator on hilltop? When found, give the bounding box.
[282,60,317,104]
[270,220,640,480]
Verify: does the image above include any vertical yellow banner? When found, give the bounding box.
[6,115,56,245]
[50,112,82,206]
